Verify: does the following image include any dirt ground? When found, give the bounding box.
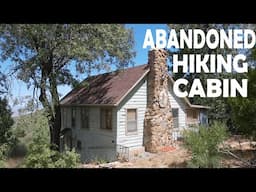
[81,143,190,168]
[114,145,190,168]
[81,136,256,168]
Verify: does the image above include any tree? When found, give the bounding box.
[228,67,256,138]
[23,126,80,168]
[0,72,7,94]
[0,24,135,150]
[0,97,14,145]
[167,24,244,125]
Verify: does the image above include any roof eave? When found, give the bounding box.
[190,105,211,109]
[60,104,116,107]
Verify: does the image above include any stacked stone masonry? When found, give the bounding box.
[144,49,173,153]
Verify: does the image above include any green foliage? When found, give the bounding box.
[12,110,49,147]
[53,149,81,168]
[0,97,15,146]
[23,137,55,168]
[183,122,228,168]
[228,68,256,138]
[0,24,135,87]
[0,144,8,167]
[23,128,80,168]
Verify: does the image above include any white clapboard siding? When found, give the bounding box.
[117,78,147,148]
[79,107,116,162]
[168,83,187,130]
[61,106,116,162]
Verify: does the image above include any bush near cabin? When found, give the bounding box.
[183,122,228,168]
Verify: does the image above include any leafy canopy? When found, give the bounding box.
[0,24,135,89]
[0,24,135,148]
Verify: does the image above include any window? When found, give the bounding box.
[193,110,197,119]
[172,108,178,118]
[71,108,76,128]
[101,108,112,130]
[126,109,137,133]
[62,108,68,128]
[81,108,89,129]
[172,108,179,128]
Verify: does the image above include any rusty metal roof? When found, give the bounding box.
[60,64,149,106]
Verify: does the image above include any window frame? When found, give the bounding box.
[81,107,90,129]
[125,108,138,135]
[71,107,76,129]
[100,108,113,130]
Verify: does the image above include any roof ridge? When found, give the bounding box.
[77,64,148,86]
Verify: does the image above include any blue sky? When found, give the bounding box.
[1,24,168,115]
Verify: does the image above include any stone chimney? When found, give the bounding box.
[144,49,173,153]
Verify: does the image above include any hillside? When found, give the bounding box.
[12,110,49,146]
[5,110,50,167]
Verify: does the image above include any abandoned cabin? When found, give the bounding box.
[60,49,209,162]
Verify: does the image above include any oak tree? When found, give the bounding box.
[0,24,135,150]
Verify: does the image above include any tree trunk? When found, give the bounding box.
[49,70,61,151]
[50,106,61,151]
[48,105,61,151]
[39,62,61,151]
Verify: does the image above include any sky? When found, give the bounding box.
[1,24,168,116]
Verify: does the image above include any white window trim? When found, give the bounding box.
[125,108,138,136]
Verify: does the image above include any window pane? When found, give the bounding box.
[193,111,197,118]
[101,109,105,128]
[172,108,178,118]
[81,108,89,129]
[127,109,137,133]
[127,109,136,120]
[72,108,76,128]
[101,108,112,130]
[127,121,137,132]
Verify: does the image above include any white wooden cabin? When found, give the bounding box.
[60,64,208,162]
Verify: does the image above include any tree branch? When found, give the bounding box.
[39,66,52,120]
[219,148,253,167]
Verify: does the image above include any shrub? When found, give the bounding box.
[183,121,228,168]
[0,98,14,145]
[23,130,80,168]
[12,110,49,147]
[0,144,8,167]
[23,144,80,168]
[54,149,81,168]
